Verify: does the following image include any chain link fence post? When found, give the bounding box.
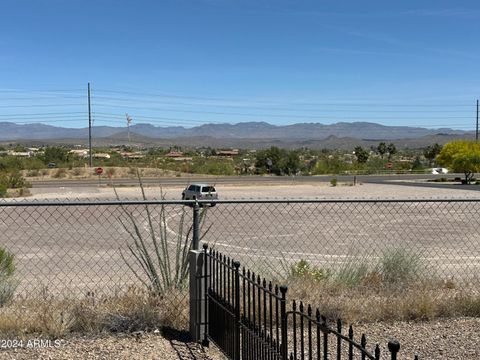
[192,203,200,250]
[189,247,206,342]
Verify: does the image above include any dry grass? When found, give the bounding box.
[0,287,188,338]
[286,277,480,323]
[273,251,480,324]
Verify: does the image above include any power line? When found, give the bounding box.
[4,119,87,124]
[92,97,474,113]
[0,96,84,101]
[0,104,85,108]
[0,112,85,118]
[95,88,473,107]
[91,105,473,120]
[0,89,84,94]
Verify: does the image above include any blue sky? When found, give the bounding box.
[0,0,479,130]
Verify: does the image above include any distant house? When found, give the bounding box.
[8,151,34,157]
[217,149,239,157]
[69,149,89,158]
[121,152,144,159]
[165,151,184,158]
[93,153,111,159]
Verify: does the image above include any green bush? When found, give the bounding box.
[0,183,6,198]
[291,259,330,282]
[330,178,337,187]
[291,259,311,278]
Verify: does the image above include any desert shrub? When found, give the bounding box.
[0,248,14,277]
[106,167,116,177]
[115,174,211,296]
[26,169,39,177]
[333,261,370,287]
[379,248,420,284]
[72,167,84,176]
[52,168,67,178]
[0,248,16,306]
[0,171,30,198]
[0,171,29,189]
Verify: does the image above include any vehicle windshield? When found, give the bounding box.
[201,186,216,193]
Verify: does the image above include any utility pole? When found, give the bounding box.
[88,82,93,167]
[476,99,479,142]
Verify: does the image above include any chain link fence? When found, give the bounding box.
[200,199,480,281]
[0,198,479,332]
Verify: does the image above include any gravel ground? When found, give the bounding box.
[0,330,226,360]
[0,318,478,359]
[353,317,480,360]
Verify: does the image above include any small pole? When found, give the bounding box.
[193,203,200,250]
[88,82,93,167]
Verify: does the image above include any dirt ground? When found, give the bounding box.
[27,181,480,200]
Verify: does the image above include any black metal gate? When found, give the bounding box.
[204,245,286,360]
[205,253,239,359]
[202,245,415,360]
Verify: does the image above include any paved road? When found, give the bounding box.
[29,173,480,191]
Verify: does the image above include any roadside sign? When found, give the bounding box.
[385,162,393,169]
[95,167,103,175]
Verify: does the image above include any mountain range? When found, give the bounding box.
[0,121,472,149]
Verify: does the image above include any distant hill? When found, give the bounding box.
[0,121,470,143]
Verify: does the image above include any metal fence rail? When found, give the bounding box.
[0,198,479,329]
